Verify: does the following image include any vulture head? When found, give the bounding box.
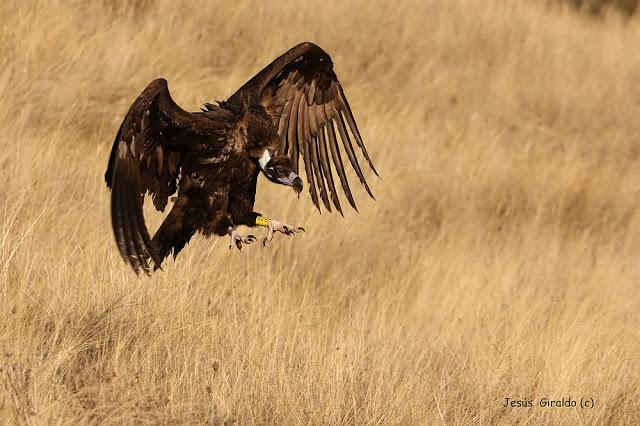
[257,150,303,194]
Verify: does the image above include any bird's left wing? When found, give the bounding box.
[228,42,378,214]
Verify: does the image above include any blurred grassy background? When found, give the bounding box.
[0,0,639,423]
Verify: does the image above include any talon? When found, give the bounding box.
[261,219,305,243]
[228,228,257,251]
[263,237,268,247]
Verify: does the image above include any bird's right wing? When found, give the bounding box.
[105,78,222,274]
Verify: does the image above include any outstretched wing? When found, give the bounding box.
[105,78,220,274]
[228,42,378,214]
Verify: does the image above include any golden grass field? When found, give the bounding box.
[1,0,639,424]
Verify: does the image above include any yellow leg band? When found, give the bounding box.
[255,216,270,227]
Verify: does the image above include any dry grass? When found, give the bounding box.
[1,0,639,424]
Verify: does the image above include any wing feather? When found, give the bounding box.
[114,161,144,272]
[277,98,293,155]
[318,126,342,215]
[122,181,148,272]
[336,110,375,199]
[326,118,357,211]
[111,163,129,263]
[304,103,331,211]
[298,95,319,211]
[287,92,302,174]
[311,134,331,211]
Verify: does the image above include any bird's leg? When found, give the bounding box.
[228,226,256,251]
[255,216,305,246]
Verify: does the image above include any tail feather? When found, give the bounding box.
[151,228,194,270]
[150,196,198,270]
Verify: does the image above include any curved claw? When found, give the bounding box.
[263,219,305,245]
[229,229,257,252]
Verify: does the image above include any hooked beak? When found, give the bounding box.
[293,176,303,193]
[278,172,303,194]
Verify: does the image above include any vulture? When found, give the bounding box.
[105,42,378,274]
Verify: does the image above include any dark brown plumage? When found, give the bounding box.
[105,42,378,274]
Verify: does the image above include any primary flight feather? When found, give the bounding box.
[105,42,378,274]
